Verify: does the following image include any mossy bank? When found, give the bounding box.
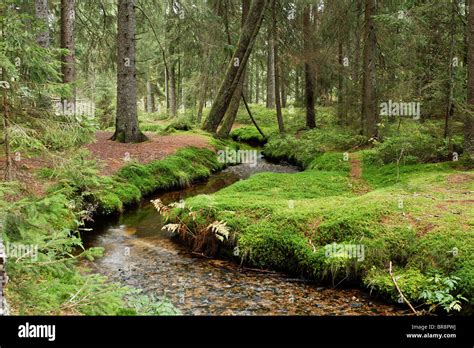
[161,131,474,315]
[2,145,228,315]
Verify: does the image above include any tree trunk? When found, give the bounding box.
[361,0,377,138]
[444,0,456,145]
[273,0,284,133]
[112,0,147,143]
[178,55,182,112]
[165,66,169,111]
[197,45,210,124]
[35,0,49,48]
[248,58,253,103]
[466,0,474,159]
[337,40,345,126]
[266,27,275,109]
[146,79,153,113]
[255,59,260,103]
[2,79,12,181]
[168,62,177,117]
[203,0,268,133]
[61,0,75,92]
[295,67,300,104]
[281,65,287,108]
[217,0,250,138]
[303,5,316,129]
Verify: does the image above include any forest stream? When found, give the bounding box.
[81,156,409,316]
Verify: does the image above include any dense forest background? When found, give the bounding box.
[0,0,473,316]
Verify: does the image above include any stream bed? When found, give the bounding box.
[82,158,408,315]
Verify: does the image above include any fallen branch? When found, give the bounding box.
[241,93,267,140]
[389,261,419,315]
[238,266,277,274]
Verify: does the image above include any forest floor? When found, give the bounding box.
[349,153,371,194]
[85,131,211,175]
[0,131,212,197]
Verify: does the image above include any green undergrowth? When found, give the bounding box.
[230,126,270,145]
[0,183,180,315]
[165,148,473,314]
[263,129,367,168]
[2,145,230,315]
[43,147,226,215]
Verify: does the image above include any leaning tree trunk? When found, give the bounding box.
[112,0,147,143]
[61,0,75,99]
[217,0,250,138]
[361,0,377,138]
[35,0,49,48]
[466,0,474,159]
[203,0,268,133]
[303,5,316,129]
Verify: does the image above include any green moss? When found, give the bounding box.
[308,152,351,173]
[167,150,473,312]
[95,191,123,213]
[230,126,267,145]
[82,147,223,215]
[111,180,142,205]
[365,267,432,302]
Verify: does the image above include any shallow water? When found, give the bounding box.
[82,158,408,316]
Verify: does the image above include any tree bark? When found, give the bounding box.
[167,61,177,117]
[295,67,300,104]
[2,78,12,181]
[337,40,345,126]
[303,5,316,129]
[248,58,253,103]
[61,0,75,97]
[112,0,147,143]
[266,27,275,108]
[197,45,210,124]
[217,0,250,138]
[146,78,153,113]
[272,0,284,133]
[203,0,268,133]
[281,64,287,108]
[466,0,474,159]
[35,0,49,48]
[165,66,169,111]
[361,0,377,138]
[444,0,456,145]
[255,59,260,103]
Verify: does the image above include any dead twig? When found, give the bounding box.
[389,261,419,316]
[238,266,277,274]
